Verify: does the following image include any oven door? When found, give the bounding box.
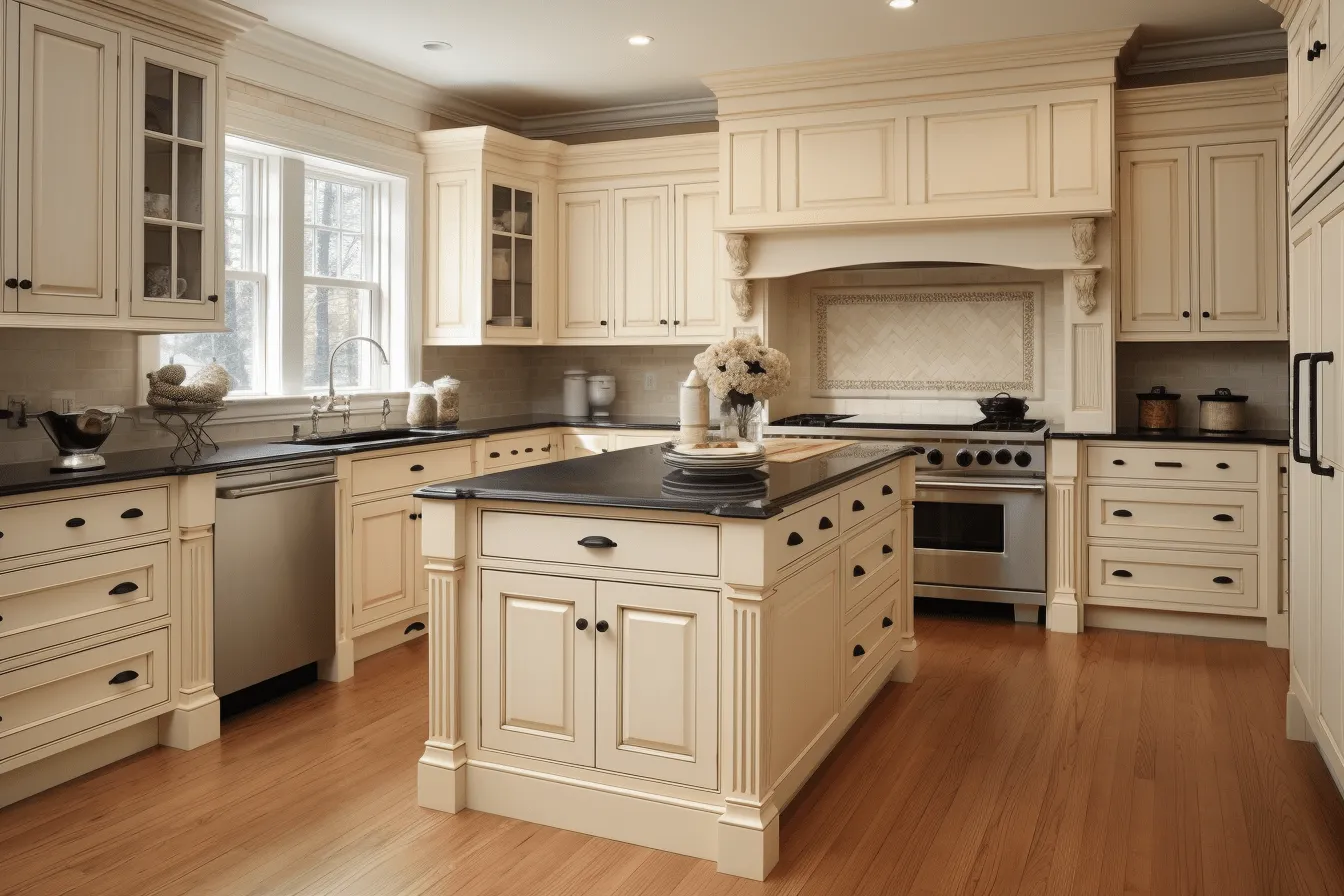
[913,478,1046,597]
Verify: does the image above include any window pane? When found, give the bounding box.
[306,228,341,277]
[225,215,244,270]
[304,176,315,225]
[302,285,371,391]
[341,185,364,231]
[159,279,261,393]
[313,178,339,227]
[223,159,246,214]
[340,234,363,279]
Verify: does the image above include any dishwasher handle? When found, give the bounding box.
[217,475,340,499]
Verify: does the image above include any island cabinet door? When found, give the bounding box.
[594,582,718,789]
[480,570,596,766]
[351,495,417,629]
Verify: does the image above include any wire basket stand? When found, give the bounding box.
[151,402,224,461]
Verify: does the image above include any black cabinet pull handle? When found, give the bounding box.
[207,294,219,303]
[818,516,833,530]
[595,620,609,633]
[1213,513,1234,522]
[674,320,681,325]
[489,451,500,458]
[853,565,866,578]
[525,447,534,453]
[3,278,15,289]
[853,644,865,657]
[1202,311,1211,318]
[1112,569,1133,578]
[1112,459,1125,466]
[600,320,608,326]
[408,513,420,520]
[66,518,86,528]
[511,449,519,455]
[1154,461,1183,469]
[109,670,138,685]
[575,618,589,631]
[1216,462,1230,470]
[542,445,551,452]
[1112,509,1133,518]
[578,535,617,549]
[1281,466,1288,474]
[410,464,425,472]
[659,319,668,325]
[786,532,803,546]
[882,545,893,554]
[852,500,865,512]
[1213,576,1234,585]
[120,508,143,519]
[18,279,31,290]
[109,582,139,596]
[882,617,893,628]
[404,621,426,634]
[881,484,893,496]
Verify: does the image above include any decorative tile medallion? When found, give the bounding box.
[812,284,1043,398]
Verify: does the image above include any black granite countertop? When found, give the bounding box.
[416,441,922,519]
[0,414,680,499]
[1049,427,1290,446]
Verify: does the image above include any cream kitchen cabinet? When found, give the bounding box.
[1115,79,1287,342]
[556,190,608,338]
[350,493,417,630]
[560,429,672,458]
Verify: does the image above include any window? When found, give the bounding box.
[158,138,407,399]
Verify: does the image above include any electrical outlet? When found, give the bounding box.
[644,372,656,391]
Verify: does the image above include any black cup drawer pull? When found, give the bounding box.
[577,535,617,549]
[109,582,139,596]
[1212,514,1235,522]
[410,464,425,472]
[65,518,86,528]
[108,670,138,685]
[786,532,804,547]
[853,644,865,657]
[882,545,893,555]
[1154,461,1184,469]
[404,621,426,634]
[120,508,144,519]
[881,484,893,496]
[852,499,865,512]
[489,451,501,458]
[1216,463,1230,470]
[1112,509,1133,518]
[818,516,834,530]
[853,565,866,578]
[1112,569,1134,578]
[1112,459,1126,466]
[882,616,893,628]
[1213,576,1234,585]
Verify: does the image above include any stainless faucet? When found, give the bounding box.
[323,336,390,412]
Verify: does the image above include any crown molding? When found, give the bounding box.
[1124,30,1287,76]
[416,125,567,166]
[1115,73,1287,138]
[518,97,718,138]
[89,0,265,45]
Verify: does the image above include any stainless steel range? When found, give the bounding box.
[768,413,1047,616]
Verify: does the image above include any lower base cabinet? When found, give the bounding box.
[351,494,417,629]
[480,569,718,789]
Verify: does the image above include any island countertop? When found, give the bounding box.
[415,440,922,519]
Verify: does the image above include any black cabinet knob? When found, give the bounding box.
[1217,463,1230,470]
[852,499,865,512]
[410,464,424,472]
[600,320,608,326]
[404,621,426,634]
[66,518,86,528]
[542,445,551,452]
[1202,311,1211,318]
[408,512,419,520]
[489,451,501,458]
[674,320,681,325]
[575,618,589,631]
[853,644,865,657]
[1112,509,1133,518]
[120,508,144,519]
[577,535,617,548]
[511,449,519,455]
[525,447,534,453]
[1213,576,1234,585]
[1112,459,1125,466]
[595,620,609,633]
[818,516,833,530]
[1112,569,1133,578]
[881,484,893,496]
[1212,513,1234,522]
[207,294,219,303]
[109,670,139,685]
[1182,311,1190,318]
[18,279,31,290]
[853,565,866,578]
[786,531,803,546]
[882,545,893,554]
[659,319,667,325]
[882,617,893,628]
[109,582,139,596]
[3,278,15,289]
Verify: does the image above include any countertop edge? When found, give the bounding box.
[1049,430,1290,446]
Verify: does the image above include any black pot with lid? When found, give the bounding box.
[1137,385,1181,430]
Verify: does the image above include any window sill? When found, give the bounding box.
[129,391,409,428]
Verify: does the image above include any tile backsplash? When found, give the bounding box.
[1115,341,1291,431]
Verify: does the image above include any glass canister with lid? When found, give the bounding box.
[433,375,461,424]
[407,382,437,427]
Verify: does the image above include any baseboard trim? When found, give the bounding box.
[354,612,428,662]
[0,720,157,809]
[1085,606,1266,642]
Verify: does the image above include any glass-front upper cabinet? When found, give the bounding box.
[130,42,219,322]
[486,176,536,336]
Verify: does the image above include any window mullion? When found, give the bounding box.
[276,155,307,397]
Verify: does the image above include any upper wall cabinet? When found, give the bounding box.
[1115,77,1288,342]
[0,0,257,332]
[702,30,1132,231]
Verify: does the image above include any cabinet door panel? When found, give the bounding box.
[13,6,118,315]
[1320,198,1344,467]
[562,433,610,459]
[1119,148,1192,334]
[481,570,595,766]
[1198,142,1280,334]
[613,186,669,338]
[351,495,416,629]
[557,190,609,338]
[595,581,717,789]
[673,183,727,339]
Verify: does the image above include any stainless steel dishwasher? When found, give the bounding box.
[214,459,337,698]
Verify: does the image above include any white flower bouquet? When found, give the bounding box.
[693,335,791,440]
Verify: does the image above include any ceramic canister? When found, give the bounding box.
[1198,387,1249,433]
[562,369,589,417]
[679,371,710,444]
[1137,385,1181,430]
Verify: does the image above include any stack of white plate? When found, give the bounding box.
[661,442,765,476]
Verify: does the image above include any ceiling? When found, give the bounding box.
[233,0,1284,118]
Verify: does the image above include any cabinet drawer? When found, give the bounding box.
[774,494,841,566]
[1088,546,1260,615]
[0,487,168,562]
[481,511,719,577]
[612,432,671,451]
[842,516,900,621]
[1088,486,1259,547]
[0,544,169,662]
[351,445,473,497]
[841,469,900,531]
[483,433,554,471]
[843,593,899,699]
[1087,445,1258,484]
[0,628,170,766]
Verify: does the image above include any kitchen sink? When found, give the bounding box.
[271,427,450,446]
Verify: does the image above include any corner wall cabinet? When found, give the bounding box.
[1114,77,1288,341]
[0,0,246,331]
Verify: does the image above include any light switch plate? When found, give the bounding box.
[644,372,656,391]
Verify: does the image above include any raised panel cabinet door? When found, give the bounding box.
[557,190,610,338]
[562,433,609,459]
[1289,215,1320,708]
[1118,148,1193,334]
[350,494,417,629]
[424,170,481,341]
[12,6,118,316]
[1198,142,1282,335]
[672,183,727,339]
[480,570,596,766]
[1318,194,1344,467]
[595,581,718,789]
[612,185,670,338]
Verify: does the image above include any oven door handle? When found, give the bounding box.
[915,480,1046,494]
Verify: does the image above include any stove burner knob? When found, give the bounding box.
[955,449,973,468]
[995,448,1013,465]
[1014,450,1032,468]
[976,450,993,466]
[926,448,944,466]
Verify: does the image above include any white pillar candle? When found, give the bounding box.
[679,370,709,444]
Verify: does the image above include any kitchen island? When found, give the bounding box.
[414,441,921,879]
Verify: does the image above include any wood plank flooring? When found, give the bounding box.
[3,613,1344,896]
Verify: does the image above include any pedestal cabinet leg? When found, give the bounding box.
[892,464,921,685]
[159,521,220,750]
[418,561,467,813]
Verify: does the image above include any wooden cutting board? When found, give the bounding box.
[761,438,858,463]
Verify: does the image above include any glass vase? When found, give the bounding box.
[722,400,764,444]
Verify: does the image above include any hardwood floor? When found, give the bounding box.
[3,614,1344,896]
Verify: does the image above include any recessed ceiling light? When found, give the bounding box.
[887,0,916,8]
[422,40,452,51]
[627,35,654,46]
